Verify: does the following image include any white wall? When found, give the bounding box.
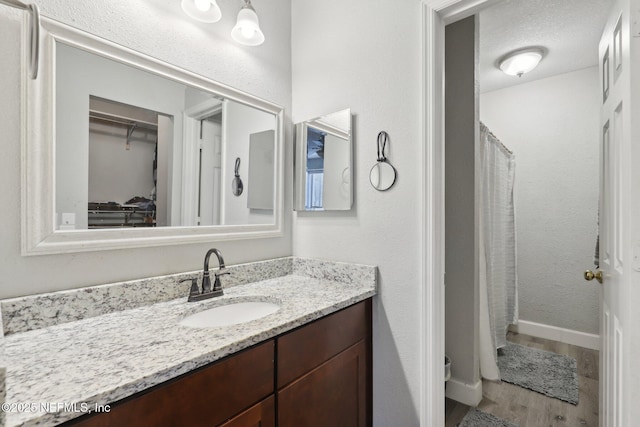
[444,16,480,394]
[0,0,291,298]
[222,100,276,225]
[480,66,600,334]
[292,0,423,424]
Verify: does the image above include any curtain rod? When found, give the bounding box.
[0,0,40,79]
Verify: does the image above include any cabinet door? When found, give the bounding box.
[218,395,274,427]
[278,340,368,427]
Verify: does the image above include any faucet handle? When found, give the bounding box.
[179,278,200,297]
[212,269,230,293]
[214,268,231,277]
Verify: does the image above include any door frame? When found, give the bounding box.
[182,99,223,225]
[419,0,503,425]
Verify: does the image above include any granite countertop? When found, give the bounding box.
[0,258,377,427]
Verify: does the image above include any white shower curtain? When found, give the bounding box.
[478,122,518,381]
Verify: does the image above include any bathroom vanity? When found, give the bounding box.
[0,257,376,427]
[66,300,370,427]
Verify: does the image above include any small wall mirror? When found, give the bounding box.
[294,109,353,211]
[23,18,284,255]
[370,162,397,191]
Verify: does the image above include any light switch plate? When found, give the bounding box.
[634,241,640,271]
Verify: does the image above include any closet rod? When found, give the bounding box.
[0,0,40,79]
[89,113,158,131]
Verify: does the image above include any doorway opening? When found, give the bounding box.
[441,0,611,425]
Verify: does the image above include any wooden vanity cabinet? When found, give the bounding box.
[64,299,371,427]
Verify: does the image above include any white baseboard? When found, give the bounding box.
[510,320,600,351]
[445,377,482,406]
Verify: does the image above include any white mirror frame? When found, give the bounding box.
[22,17,284,255]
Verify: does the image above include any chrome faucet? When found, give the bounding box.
[183,248,230,302]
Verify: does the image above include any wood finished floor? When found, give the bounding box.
[445,332,599,427]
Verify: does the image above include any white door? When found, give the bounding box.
[199,120,222,226]
[593,0,640,424]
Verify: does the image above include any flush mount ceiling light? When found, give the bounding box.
[498,48,544,77]
[231,0,265,46]
[181,0,222,23]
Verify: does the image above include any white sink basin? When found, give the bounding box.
[179,301,280,328]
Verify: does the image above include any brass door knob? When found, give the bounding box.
[584,270,603,284]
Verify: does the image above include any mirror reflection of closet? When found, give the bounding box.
[294,109,353,211]
[87,97,165,229]
[86,99,225,229]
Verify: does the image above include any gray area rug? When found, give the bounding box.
[459,408,519,427]
[498,342,579,405]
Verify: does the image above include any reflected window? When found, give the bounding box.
[305,127,325,209]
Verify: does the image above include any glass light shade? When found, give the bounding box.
[181,0,222,23]
[194,0,211,11]
[499,49,543,77]
[231,5,265,46]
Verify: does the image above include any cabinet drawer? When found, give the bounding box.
[67,340,274,427]
[277,300,370,388]
[218,395,275,427]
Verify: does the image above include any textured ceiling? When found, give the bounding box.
[479,0,614,93]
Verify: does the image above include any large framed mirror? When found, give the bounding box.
[22,18,284,255]
[294,109,352,211]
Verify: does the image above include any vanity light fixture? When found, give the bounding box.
[498,47,544,77]
[231,0,265,46]
[181,0,222,23]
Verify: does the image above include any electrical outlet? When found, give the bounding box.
[61,213,76,225]
[60,213,76,230]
